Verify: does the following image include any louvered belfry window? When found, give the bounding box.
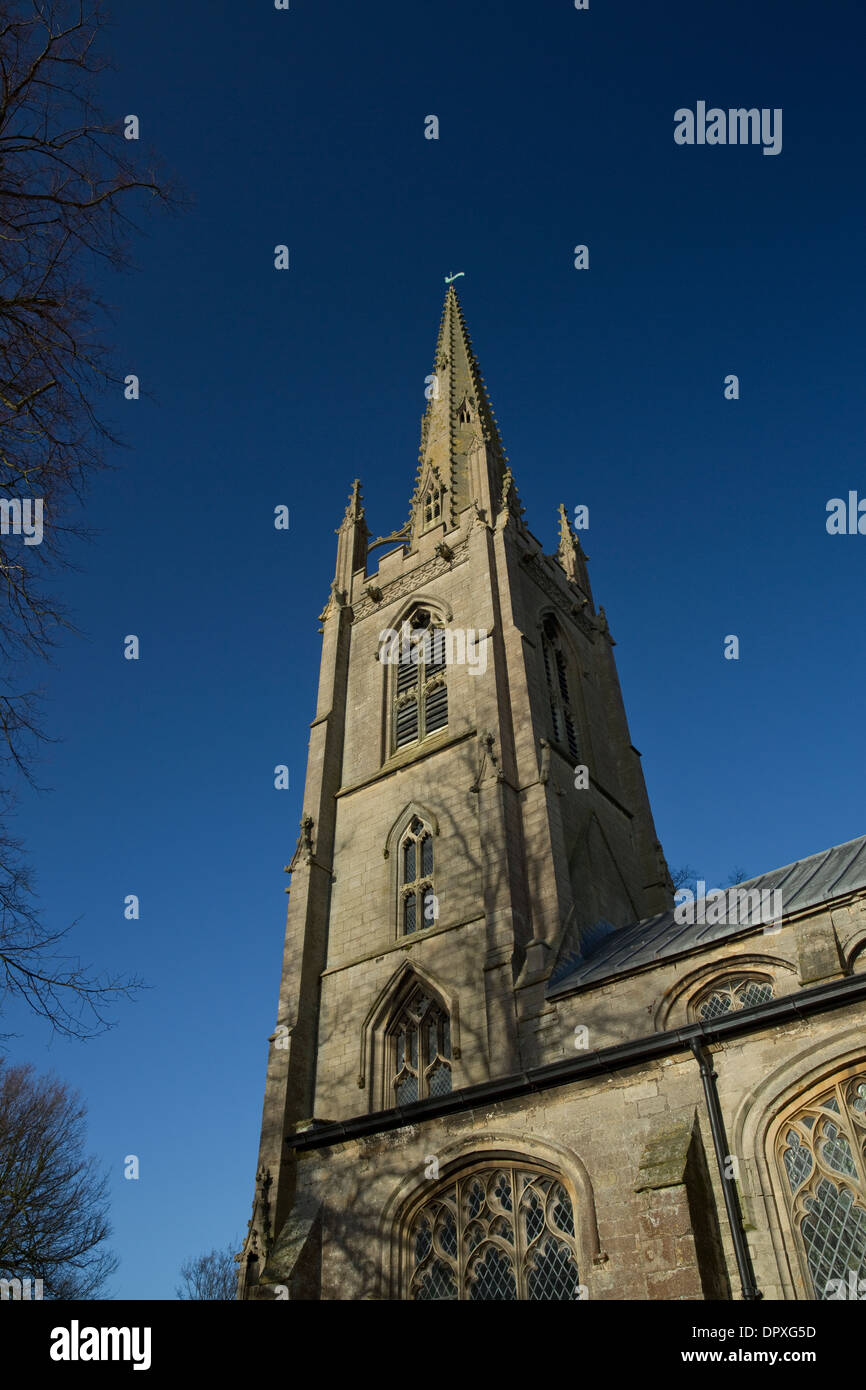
[777,1072,866,1299]
[401,817,435,936]
[391,986,452,1106]
[408,1165,581,1301]
[394,609,448,751]
[541,617,579,761]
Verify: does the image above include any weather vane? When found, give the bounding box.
[444,270,465,285]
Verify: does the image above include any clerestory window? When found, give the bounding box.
[692,975,775,1022]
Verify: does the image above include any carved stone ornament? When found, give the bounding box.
[539,737,551,785]
[470,729,503,792]
[244,1165,274,1258]
[288,814,315,872]
[522,553,596,640]
[352,539,470,622]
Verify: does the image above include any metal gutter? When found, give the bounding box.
[285,971,866,1155]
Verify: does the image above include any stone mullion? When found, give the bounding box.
[415,659,426,739]
[849,1079,866,1181]
[456,1179,467,1297]
[510,1167,531,1299]
[835,1079,866,1190]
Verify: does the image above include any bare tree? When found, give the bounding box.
[0,807,143,1037]
[0,0,170,1035]
[669,864,751,898]
[176,1244,239,1301]
[669,864,700,894]
[0,1059,117,1297]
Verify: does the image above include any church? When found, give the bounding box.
[238,285,866,1301]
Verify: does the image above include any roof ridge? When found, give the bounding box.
[722,832,866,891]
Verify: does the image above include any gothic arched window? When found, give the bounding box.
[540,617,579,761]
[407,1164,580,1301]
[424,485,443,527]
[394,608,448,751]
[692,975,775,1023]
[775,1070,866,1299]
[390,986,451,1105]
[400,817,435,935]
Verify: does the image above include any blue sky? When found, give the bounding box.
[3,0,865,1297]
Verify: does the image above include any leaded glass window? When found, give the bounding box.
[776,1073,866,1299]
[390,987,451,1105]
[694,975,775,1022]
[400,817,436,936]
[408,1165,580,1300]
[393,608,448,750]
[541,617,579,761]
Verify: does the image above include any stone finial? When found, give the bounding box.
[500,466,525,523]
[244,1165,274,1260]
[333,478,369,590]
[555,503,578,579]
[344,478,364,523]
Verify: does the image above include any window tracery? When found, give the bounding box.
[394,608,448,750]
[407,1164,580,1301]
[399,816,436,935]
[776,1071,866,1299]
[390,986,452,1105]
[693,975,775,1022]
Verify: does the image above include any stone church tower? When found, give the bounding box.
[239,287,866,1302]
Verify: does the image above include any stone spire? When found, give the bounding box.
[409,284,508,540]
